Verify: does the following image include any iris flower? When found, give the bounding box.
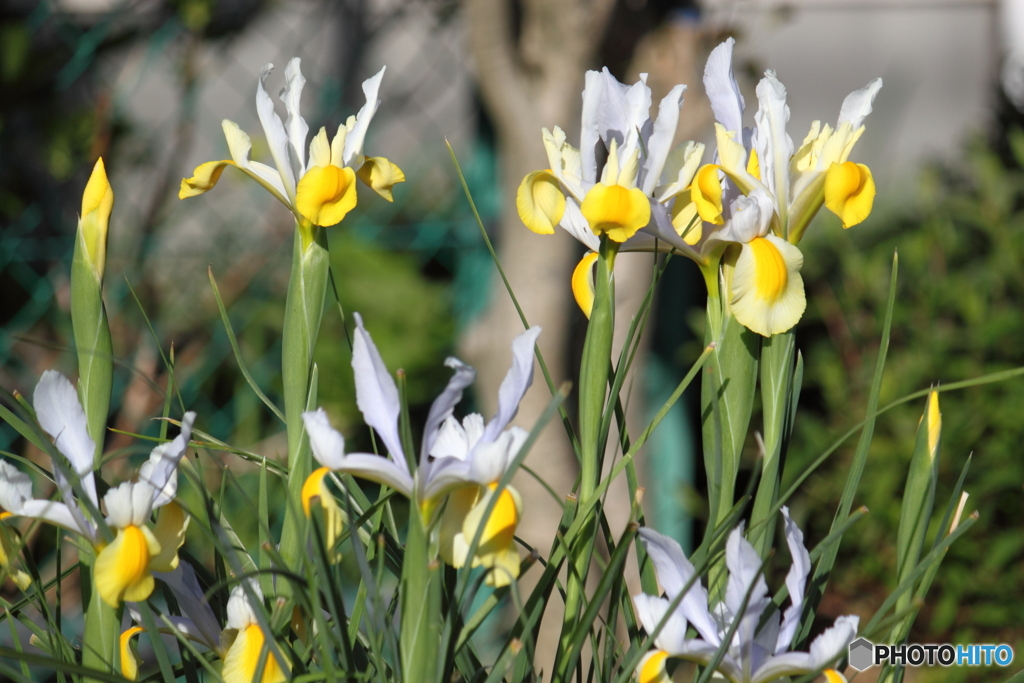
[301,314,540,586]
[691,38,881,336]
[634,509,859,683]
[120,565,286,683]
[180,58,404,238]
[0,370,194,606]
[515,68,707,316]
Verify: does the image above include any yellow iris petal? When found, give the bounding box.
[579,182,651,242]
[94,524,161,607]
[728,235,806,337]
[438,486,480,569]
[824,669,848,683]
[356,156,406,202]
[301,467,344,562]
[638,650,671,683]
[571,252,599,319]
[222,623,288,683]
[690,164,724,225]
[462,483,522,587]
[670,196,702,245]
[120,626,145,681]
[179,160,237,199]
[295,164,358,227]
[516,170,565,235]
[824,161,875,228]
[149,502,189,573]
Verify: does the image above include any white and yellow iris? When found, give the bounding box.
[0,371,195,606]
[95,485,189,607]
[180,58,403,232]
[517,69,707,317]
[222,584,289,683]
[301,317,540,587]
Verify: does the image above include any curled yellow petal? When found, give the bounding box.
[301,467,344,562]
[729,235,806,337]
[94,525,161,607]
[79,158,114,278]
[580,182,650,243]
[295,165,358,227]
[120,626,145,681]
[179,160,236,199]
[824,161,875,228]
[356,156,406,202]
[516,170,565,235]
[222,623,288,683]
[638,650,671,683]
[571,252,599,319]
[690,164,724,225]
[149,502,189,573]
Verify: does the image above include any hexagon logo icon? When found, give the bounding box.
[849,637,875,671]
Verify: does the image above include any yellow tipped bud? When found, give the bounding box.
[824,161,875,228]
[79,158,114,278]
[691,164,725,225]
[926,390,941,459]
[295,164,358,226]
[571,252,599,319]
[119,626,145,681]
[516,170,565,235]
[356,156,406,202]
[580,182,650,243]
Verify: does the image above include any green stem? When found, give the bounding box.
[81,566,119,679]
[400,510,441,683]
[278,224,330,574]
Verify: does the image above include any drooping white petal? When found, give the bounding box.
[281,57,309,177]
[343,67,386,167]
[579,70,604,184]
[637,527,719,644]
[482,326,541,442]
[0,461,32,514]
[633,593,690,654]
[704,38,745,135]
[326,453,414,498]
[807,614,859,669]
[138,412,196,509]
[19,498,91,536]
[776,506,811,653]
[838,78,883,129]
[33,371,96,486]
[642,85,687,196]
[351,313,406,470]
[256,64,297,200]
[420,358,476,462]
[753,71,793,211]
[220,120,291,202]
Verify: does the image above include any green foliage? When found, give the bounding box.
[793,137,1024,670]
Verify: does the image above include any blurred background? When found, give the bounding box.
[1,0,1022,680]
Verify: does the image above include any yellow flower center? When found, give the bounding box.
[295,164,358,227]
[580,182,651,242]
[749,236,788,302]
[95,524,159,606]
